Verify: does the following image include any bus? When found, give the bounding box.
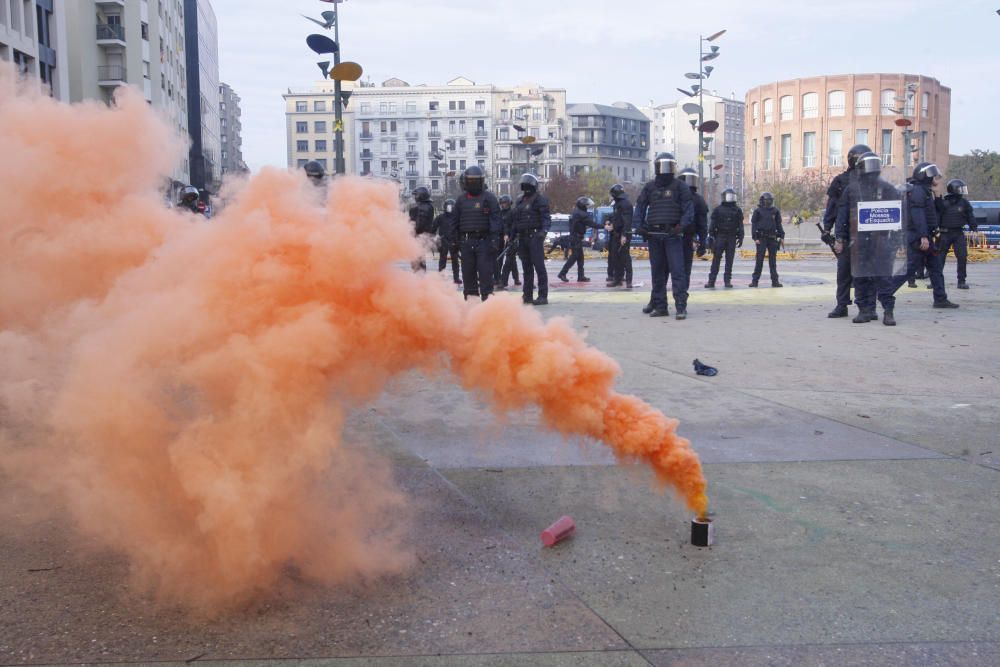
[970,201,1000,247]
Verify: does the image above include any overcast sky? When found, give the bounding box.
[213,0,1000,172]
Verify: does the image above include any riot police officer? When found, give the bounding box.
[497,194,521,289]
[512,173,552,305]
[606,184,633,288]
[409,186,435,272]
[749,192,784,287]
[303,160,327,189]
[938,179,976,289]
[635,152,695,319]
[677,168,709,285]
[177,185,201,213]
[823,144,871,317]
[558,197,600,282]
[452,166,502,301]
[834,152,903,325]
[704,188,744,288]
[892,162,957,308]
[434,198,461,284]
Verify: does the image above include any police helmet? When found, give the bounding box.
[721,188,738,204]
[498,194,513,208]
[654,152,677,176]
[912,162,942,182]
[519,173,539,194]
[413,186,431,202]
[576,196,594,211]
[759,192,774,207]
[444,198,456,214]
[461,165,485,193]
[847,144,873,169]
[303,160,326,180]
[678,168,699,188]
[179,185,199,203]
[946,179,968,196]
[857,151,882,176]
[609,183,625,199]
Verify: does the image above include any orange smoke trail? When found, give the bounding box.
[0,66,707,613]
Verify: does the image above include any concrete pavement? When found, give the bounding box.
[2,252,998,666]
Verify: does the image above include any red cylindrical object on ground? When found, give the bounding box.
[540,515,576,547]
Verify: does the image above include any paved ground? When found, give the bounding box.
[2,251,998,666]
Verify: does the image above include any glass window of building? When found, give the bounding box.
[829,130,843,166]
[802,132,816,167]
[779,96,793,121]
[881,129,893,165]
[296,140,308,152]
[802,93,818,118]
[855,90,872,115]
[314,101,326,112]
[295,101,307,112]
[855,129,869,147]
[315,121,326,133]
[296,121,307,133]
[828,91,845,117]
[921,92,929,118]
[763,136,772,169]
[763,99,773,124]
[751,102,759,125]
[780,134,791,169]
[880,89,896,115]
[315,140,327,152]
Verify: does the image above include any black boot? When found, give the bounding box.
[907,280,917,288]
[625,281,633,289]
[642,301,654,314]
[933,300,959,309]
[772,281,783,288]
[675,308,687,320]
[852,309,873,323]
[957,281,969,289]
[704,281,716,289]
[579,276,591,282]
[650,308,670,317]
[532,297,548,306]
[883,309,896,326]
[749,280,759,288]
[828,305,849,318]
[724,280,733,288]
[557,273,569,283]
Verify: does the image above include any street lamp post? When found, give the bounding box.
[697,30,725,189]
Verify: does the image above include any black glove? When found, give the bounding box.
[736,238,743,248]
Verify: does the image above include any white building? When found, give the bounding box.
[282,79,356,178]
[1,0,68,100]
[62,0,189,183]
[219,81,246,175]
[492,84,568,197]
[642,93,745,197]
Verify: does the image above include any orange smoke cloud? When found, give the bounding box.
[0,65,706,613]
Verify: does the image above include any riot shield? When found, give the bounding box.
[850,197,906,278]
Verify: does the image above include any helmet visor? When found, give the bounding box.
[919,164,942,179]
[655,157,677,175]
[723,191,737,203]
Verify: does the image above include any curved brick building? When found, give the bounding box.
[745,73,950,185]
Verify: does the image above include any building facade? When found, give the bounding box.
[282,79,356,178]
[219,81,246,176]
[1,0,69,99]
[745,74,951,186]
[491,84,567,197]
[642,93,745,197]
[565,102,650,184]
[183,0,219,192]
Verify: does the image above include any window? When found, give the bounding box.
[802,131,816,167]
[880,89,896,115]
[751,102,759,125]
[763,136,772,170]
[296,140,308,152]
[855,89,872,115]
[297,159,309,168]
[362,160,371,175]
[855,129,869,148]
[763,99,773,124]
[295,101,307,112]
[295,121,307,133]
[360,102,370,113]
[827,91,845,117]
[752,139,757,171]
[448,101,456,110]
[780,134,791,169]
[881,129,893,165]
[405,101,416,113]
[829,130,843,166]
[314,121,326,133]
[314,101,326,112]
[921,92,929,118]
[802,93,818,118]
[315,140,327,152]
[779,96,793,121]
[141,22,149,40]
[429,101,439,111]
[475,100,485,112]
[379,102,388,113]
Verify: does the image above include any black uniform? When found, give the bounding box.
[434,211,460,283]
[682,191,709,280]
[896,181,948,303]
[608,194,633,286]
[750,205,784,286]
[409,201,435,272]
[937,194,976,285]
[634,175,695,313]
[823,169,858,309]
[498,207,520,287]
[835,175,901,313]
[512,191,552,303]
[559,208,599,281]
[706,202,744,286]
[453,191,502,300]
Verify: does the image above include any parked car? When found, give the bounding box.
[971,201,1000,247]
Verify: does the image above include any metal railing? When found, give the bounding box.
[404,131,419,140]
[474,129,488,137]
[359,132,373,140]
[97,64,127,81]
[427,130,441,138]
[404,170,419,178]
[405,151,419,158]
[96,23,125,41]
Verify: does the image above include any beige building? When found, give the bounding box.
[282,80,356,178]
[745,73,950,186]
[63,0,189,182]
[492,84,568,196]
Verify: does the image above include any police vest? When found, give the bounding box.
[570,209,592,236]
[755,207,780,235]
[939,198,969,229]
[457,194,492,233]
[645,181,684,230]
[907,183,940,232]
[611,198,632,231]
[499,208,514,234]
[513,195,543,232]
[714,205,742,235]
[414,202,435,235]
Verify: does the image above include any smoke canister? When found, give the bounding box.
[691,516,714,547]
[540,515,576,547]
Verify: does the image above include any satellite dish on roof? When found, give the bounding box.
[698,120,720,133]
[306,34,338,55]
[682,103,703,115]
[330,61,363,81]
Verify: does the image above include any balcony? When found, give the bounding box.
[405,170,419,178]
[474,129,488,137]
[427,130,441,138]
[96,23,126,46]
[802,155,816,168]
[405,150,419,159]
[97,65,127,86]
[96,0,126,7]
[405,131,419,140]
[475,150,487,157]
[360,150,373,159]
[359,132,373,141]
